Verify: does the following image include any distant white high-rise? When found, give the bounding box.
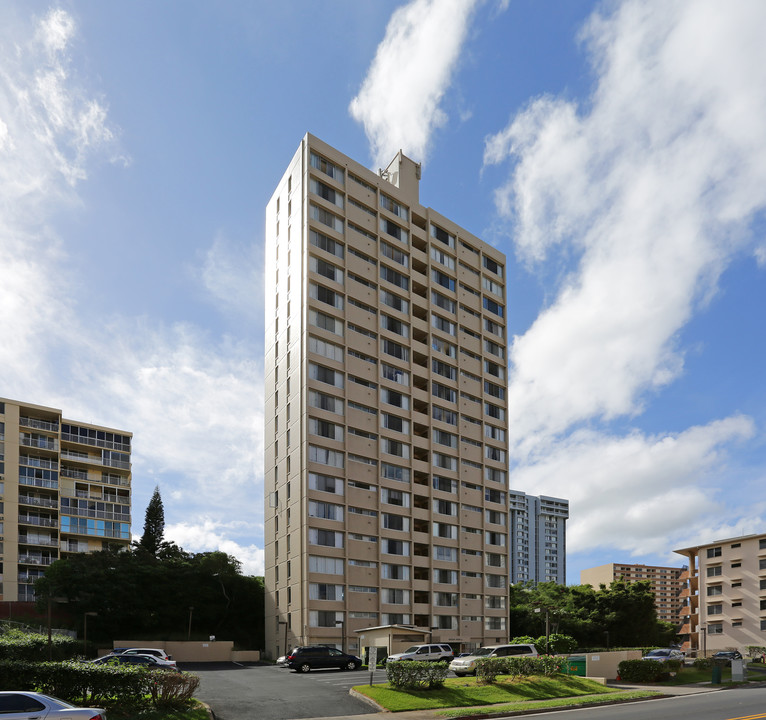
[508,491,568,584]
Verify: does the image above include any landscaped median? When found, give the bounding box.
[353,671,659,714]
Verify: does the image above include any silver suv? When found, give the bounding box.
[387,643,454,663]
[449,643,538,676]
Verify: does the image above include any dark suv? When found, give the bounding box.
[285,646,363,673]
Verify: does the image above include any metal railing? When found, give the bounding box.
[20,416,59,432]
[18,515,58,528]
[19,477,58,490]
[17,555,56,566]
[18,495,58,509]
[61,431,130,452]
[19,536,58,547]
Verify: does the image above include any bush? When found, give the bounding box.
[664,659,683,673]
[0,659,198,707]
[385,661,449,689]
[0,629,79,661]
[693,657,714,670]
[617,659,664,682]
[475,655,563,684]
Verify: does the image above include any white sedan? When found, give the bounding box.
[0,692,105,720]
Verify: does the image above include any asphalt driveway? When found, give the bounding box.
[184,662,377,720]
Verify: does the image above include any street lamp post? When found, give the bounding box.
[534,608,551,654]
[336,618,346,654]
[83,612,97,658]
[428,625,439,644]
[604,630,610,650]
[187,606,194,641]
[700,627,707,658]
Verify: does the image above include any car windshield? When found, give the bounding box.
[472,648,495,657]
[402,646,422,654]
[646,650,669,656]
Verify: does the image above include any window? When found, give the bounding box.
[310,204,344,234]
[381,563,410,580]
[381,363,409,386]
[433,522,457,539]
[485,402,505,421]
[433,476,457,493]
[485,488,506,504]
[383,513,410,532]
[431,247,455,269]
[432,383,456,403]
[431,290,456,313]
[431,224,455,248]
[432,269,455,292]
[486,510,505,525]
[485,425,506,441]
[433,453,457,471]
[484,360,505,380]
[309,528,344,548]
[309,418,343,441]
[707,585,723,596]
[381,463,410,483]
[309,335,344,362]
[308,445,344,468]
[380,289,409,313]
[484,339,505,359]
[484,318,504,337]
[433,499,457,516]
[309,583,344,601]
[482,276,503,295]
[309,362,344,388]
[484,380,505,399]
[310,229,344,258]
[381,339,409,361]
[310,152,344,183]
[432,406,457,425]
[381,488,409,507]
[310,178,344,208]
[434,546,457,562]
[309,473,343,495]
[380,218,408,243]
[309,309,343,336]
[483,255,503,277]
[434,429,457,448]
[308,500,343,522]
[706,566,722,577]
[383,539,410,556]
[380,241,409,267]
[308,390,343,415]
[485,573,505,588]
[485,445,506,462]
[435,569,457,584]
[382,413,410,434]
[381,314,409,337]
[707,546,722,558]
[310,256,343,284]
[310,610,343,628]
[483,297,504,317]
[380,265,409,290]
[485,531,506,546]
[708,623,723,634]
[380,193,408,220]
[381,388,410,409]
[381,438,410,458]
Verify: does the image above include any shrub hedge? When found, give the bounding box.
[0,659,199,707]
[617,659,665,682]
[385,661,449,689]
[0,629,79,661]
[475,655,563,684]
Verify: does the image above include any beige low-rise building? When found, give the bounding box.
[580,562,684,627]
[675,533,766,654]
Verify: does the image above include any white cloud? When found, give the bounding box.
[349,0,480,168]
[509,415,755,557]
[0,9,265,572]
[484,0,766,451]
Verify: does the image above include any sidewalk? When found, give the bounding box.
[292,681,726,720]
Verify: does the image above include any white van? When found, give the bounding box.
[449,643,538,676]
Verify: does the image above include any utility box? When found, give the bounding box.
[566,656,586,676]
[731,658,745,682]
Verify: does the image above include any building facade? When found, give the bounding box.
[508,492,568,585]
[580,562,684,627]
[0,397,132,602]
[675,533,766,654]
[264,135,510,659]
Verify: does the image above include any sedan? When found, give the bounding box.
[91,654,180,671]
[642,648,685,663]
[712,650,743,664]
[0,692,105,720]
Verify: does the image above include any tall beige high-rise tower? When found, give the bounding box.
[0,397,132,603]
[264,135,509,659]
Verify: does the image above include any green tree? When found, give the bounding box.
[136,486,165,558]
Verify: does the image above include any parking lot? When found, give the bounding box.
[186,662,380,720]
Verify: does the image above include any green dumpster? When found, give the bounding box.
[567,656,586,676]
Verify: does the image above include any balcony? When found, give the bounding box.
[19,535,58,548]
[18,554,56,566]
[61,431,129,453]
[19,477,58,490]
[18,494,58,509]
[20,436,58,451]
[20,416,59,432]
[18,515,58,528]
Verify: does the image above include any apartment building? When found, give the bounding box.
[264,135,510,659]
[580,562,684,626]
[0,398,132,602]
[675,533,766,654]
[508,492,568,585]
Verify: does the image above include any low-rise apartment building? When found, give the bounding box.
[0,397,132,602]
[580,562,684,627]
[675,533,766,654]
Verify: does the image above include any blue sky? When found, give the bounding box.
[2,0,765,582]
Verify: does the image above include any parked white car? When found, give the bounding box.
[449,643,538,676]
[386,644,454,663]
[110,647,177,667]
[0,692,105,720]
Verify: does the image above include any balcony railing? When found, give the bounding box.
[61,431,130,453]
[19,535,58,547]
[19,477,58,490]
[18,589,37,602]
[63,508,130,522]
[60,467,88,480]
[19,455,58,470]
[61,542,89,552]
[20,416,59,432]
[18,515,58,528]
[20,436,58,451]
[18,495,58,509]
[18,555,56,566]
[18,573,45,583]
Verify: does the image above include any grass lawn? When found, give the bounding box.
[101,701,209,720]
[354,674,634,712]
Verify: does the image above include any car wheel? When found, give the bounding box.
[299,663,311,673]
[454,672,466,677]
[344,660,357,671]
